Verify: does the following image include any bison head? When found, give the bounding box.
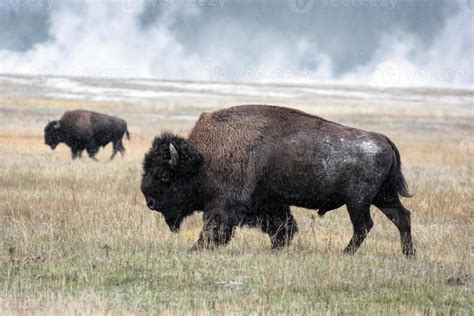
[141,133,203,232]
[44,120,63,149]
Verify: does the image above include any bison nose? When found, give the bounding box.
[146,198,155,210]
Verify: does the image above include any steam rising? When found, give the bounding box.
[0,0,472,87]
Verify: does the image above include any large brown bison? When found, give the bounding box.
[44,110,130,160]
[141,105,415,257]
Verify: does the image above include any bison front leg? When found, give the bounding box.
[256,211,298,249]
[86,143,99,161]
[190,205,245,252]
[110,148,118,160]
[71,147,81,160]
[267,214,298,249]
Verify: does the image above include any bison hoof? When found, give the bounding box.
[271,244,284,250]
[189,244,202,253]
[342,247,357,255]
[189,243,212,253]
[403,248,416,258]
[189,241,220,252]
[271,241,290,250]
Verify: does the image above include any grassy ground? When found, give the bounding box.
[0,77,472,314]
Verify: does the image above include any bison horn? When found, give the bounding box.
[169,143,179,167]
[54,121,60,129]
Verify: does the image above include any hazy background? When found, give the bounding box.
[0,0,472,87]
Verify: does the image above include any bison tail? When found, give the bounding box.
[385,137,412,198]
[125,129,130,140]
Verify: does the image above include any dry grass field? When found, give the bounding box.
[0,75,472,314]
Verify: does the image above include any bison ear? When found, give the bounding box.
[53,121,60,129]
[169,143,179,168]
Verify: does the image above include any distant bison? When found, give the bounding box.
[44,110,130,160]
[141,105,415,257]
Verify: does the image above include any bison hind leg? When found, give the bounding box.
[373,193,415,257]
[111,140,125,160]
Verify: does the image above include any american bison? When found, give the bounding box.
[44,110,130,160]
[141,105,415,256]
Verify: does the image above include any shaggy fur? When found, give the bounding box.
[141,105,415,256]
[44,110,130,160]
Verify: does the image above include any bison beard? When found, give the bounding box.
[141,105,415,257]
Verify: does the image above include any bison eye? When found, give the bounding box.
[159,171,170,183]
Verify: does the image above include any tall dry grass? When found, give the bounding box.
[0,93,472,314]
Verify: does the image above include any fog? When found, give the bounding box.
[0,0,472,87]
